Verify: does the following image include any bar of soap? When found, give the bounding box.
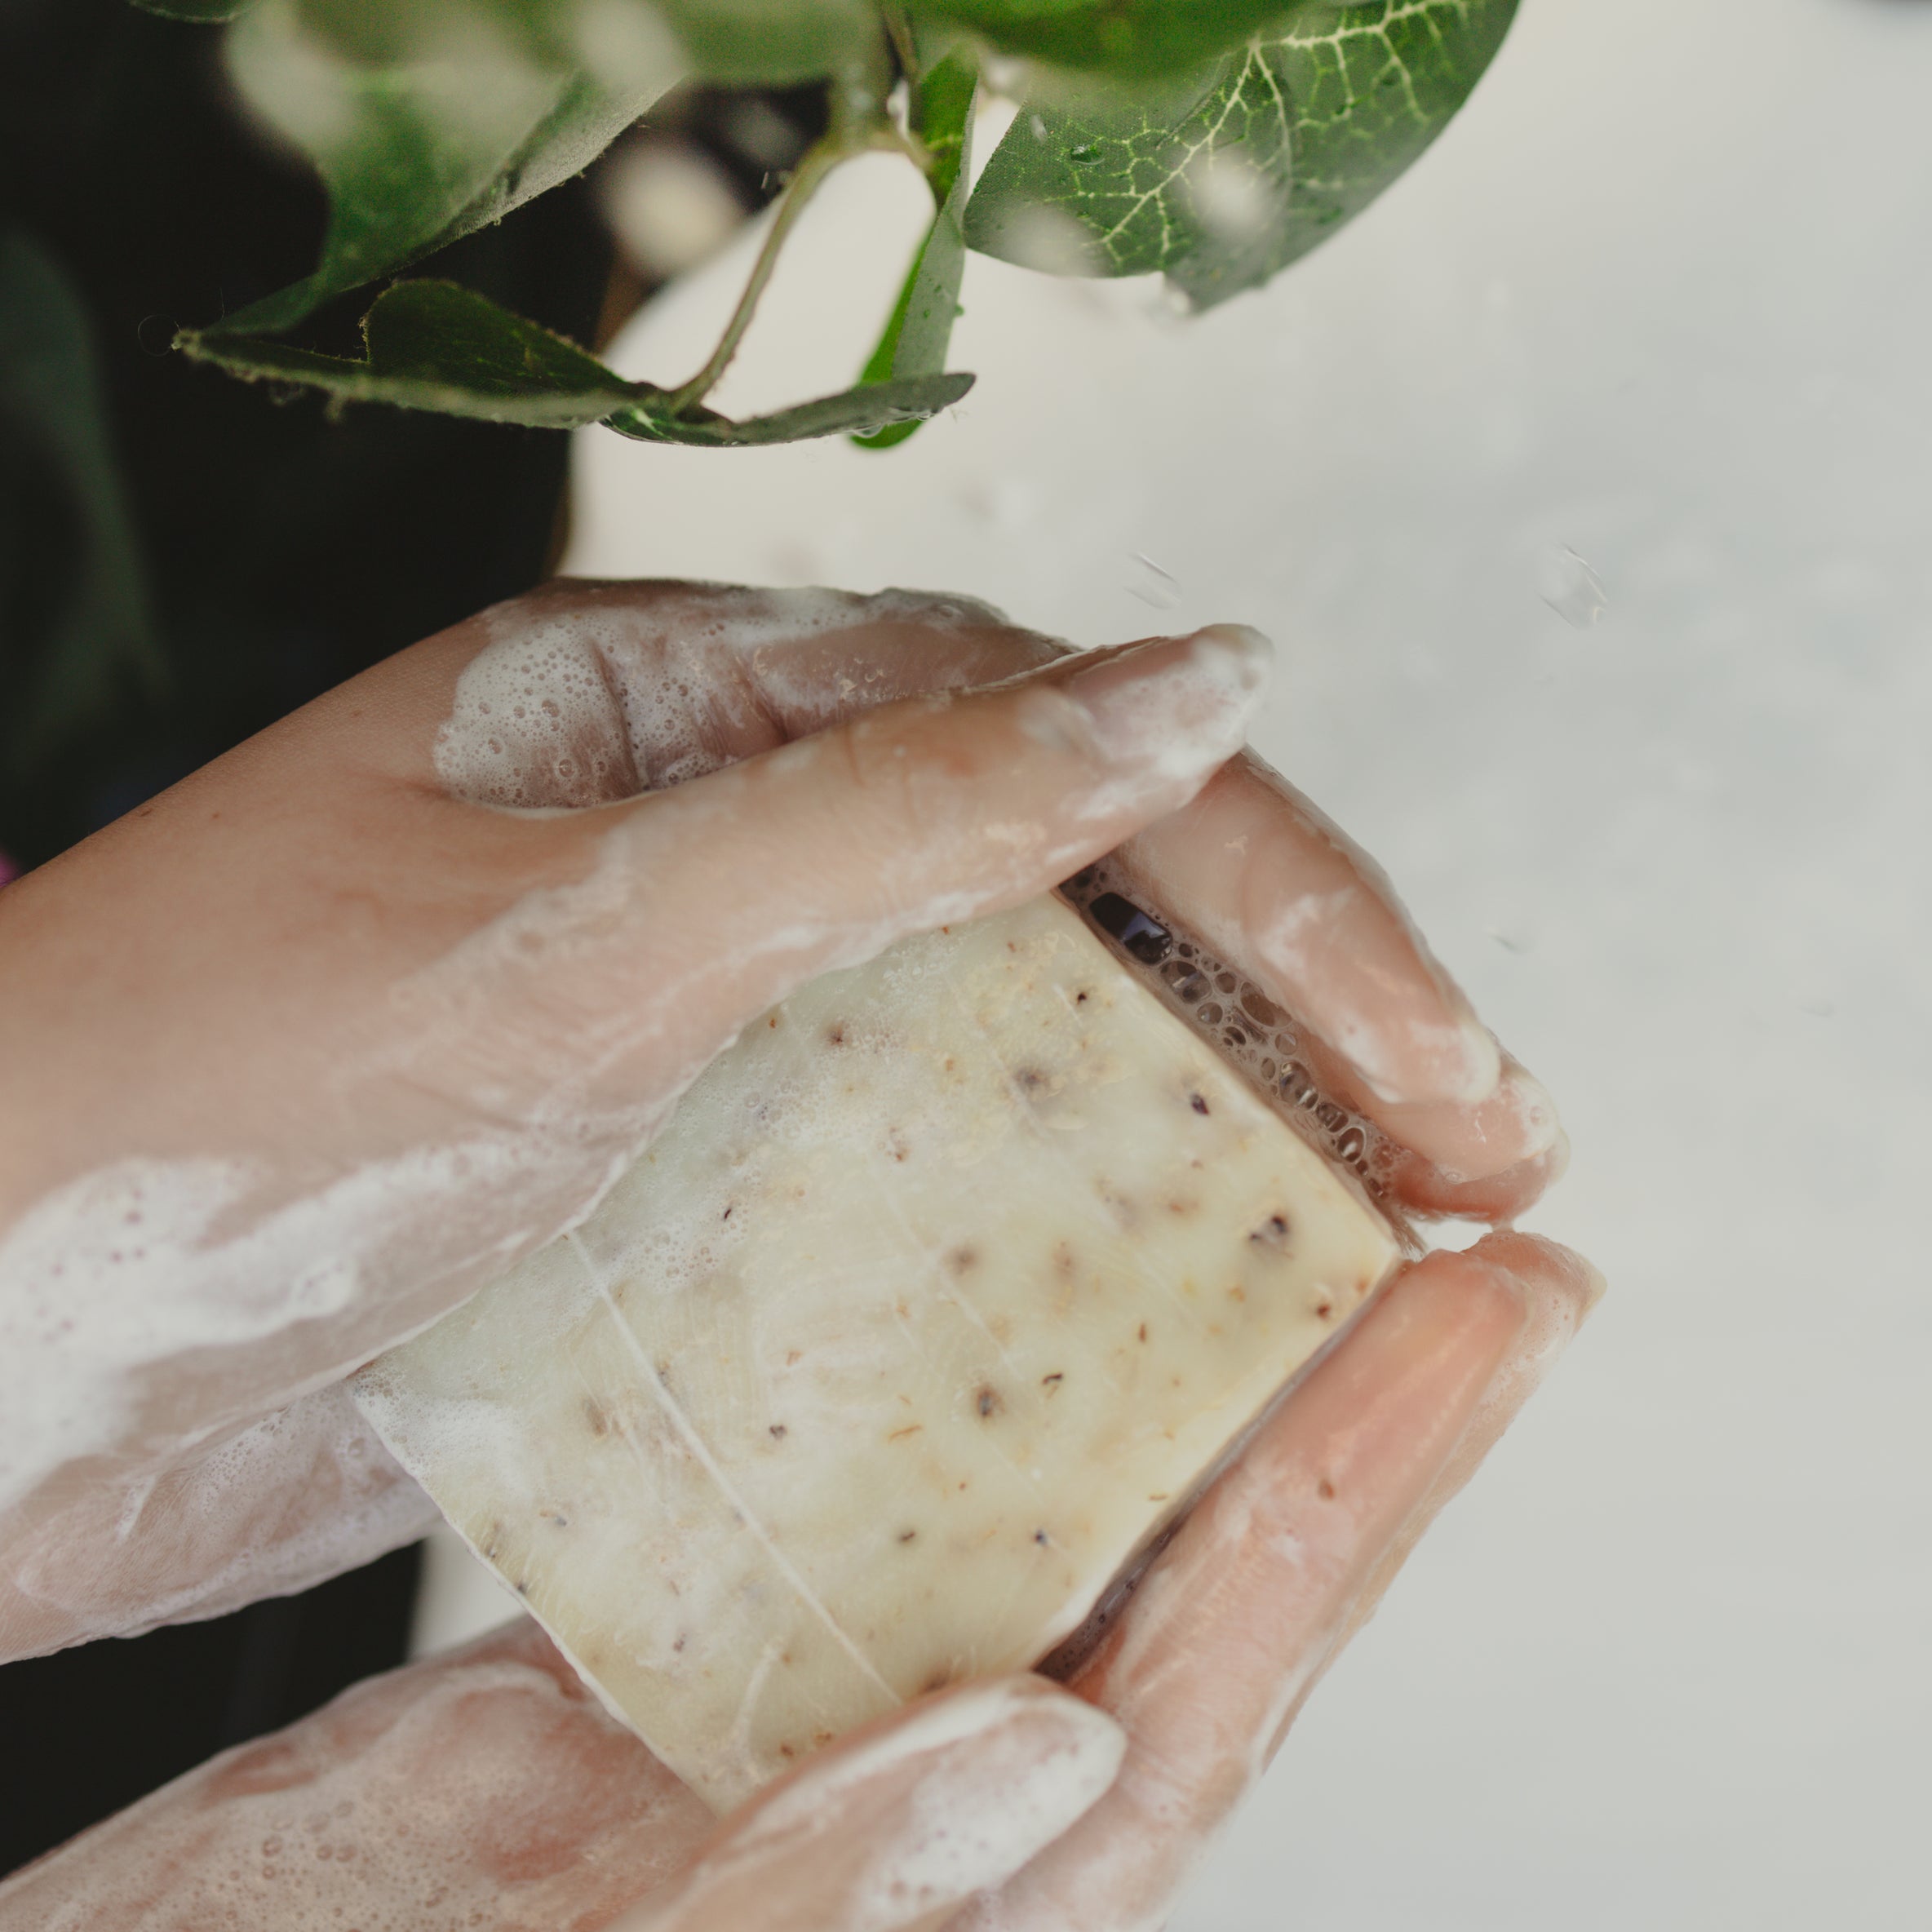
[354,893,1399,1810]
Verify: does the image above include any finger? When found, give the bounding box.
[1107,758,1563,1189]
[388,626,1274,1132]
[1371,1071,1570,1217]
[356,581,1555,1203]
[0,1618,713,1932]
[960,1236,1595,1932]
[0,1617,1120,1932]
[1285,1014,1567,1217]
[0,1387,437,1665]
[1319,1232,1604,1668]
[350,579,1070,808]
[610,1678,1123,1932]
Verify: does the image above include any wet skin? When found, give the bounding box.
[0,581,1596,1930]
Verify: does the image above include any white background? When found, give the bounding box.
[420,2,1932,1923]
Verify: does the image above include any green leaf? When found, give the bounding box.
[179,280,971,445]
[200,1,894,343]
[851,49,976,450]
[908,0,1289,77]
[608,370,973,445]
[655,0,880,85]
[964,0,1518,308]
[131,0,258,20]
[182,280,645,425]
[904,42,977,207]
[0,231,165,773]
[206,0,688,339]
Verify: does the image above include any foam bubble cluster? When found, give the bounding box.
[436,583,1013,809]
[6,1388,438,1657]
[0,1125,661,1653]
[0,1621,705,1931]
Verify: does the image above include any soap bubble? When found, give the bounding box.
[1185,151,1277,244]
[1537,544,1610,628]
[997,204,1105,277]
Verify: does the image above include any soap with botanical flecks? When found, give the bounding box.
[353,892,1400,1810]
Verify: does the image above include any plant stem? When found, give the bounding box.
[879,3,920,87]
[662,135,850,416]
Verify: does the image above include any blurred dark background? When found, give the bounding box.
[0,0,816,1874]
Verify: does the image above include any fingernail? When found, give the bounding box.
[1252,880,1500,1110]
[1465,1232,1606,1384]
[1432,1062,1563,1184]
[1574,1247,1608,1316]
[1342,997,1500,1110]
[1059,626,1272,778]
[1508,1066,1562,1159]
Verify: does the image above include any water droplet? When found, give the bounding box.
[1184,151,1275,241]
[1538,544,1610,628]
[999,202,1101,275]
[1125,550,1181,610]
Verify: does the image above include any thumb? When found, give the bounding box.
[610,1677,1126,1932]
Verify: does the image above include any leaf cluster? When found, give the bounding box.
[134,0,1517,447]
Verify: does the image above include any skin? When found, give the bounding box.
[0,581,1598,1928]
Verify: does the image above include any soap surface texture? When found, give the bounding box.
[355,895,1399,1810]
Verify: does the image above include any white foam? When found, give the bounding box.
[0,1624,698,1932]
[435,584,1016,809]
[6,1386,439,1653]
[782,1694,1123,1932]
[631,1682,1124,1932]
[0,1127,651,1524]
[0,1158,304,1513]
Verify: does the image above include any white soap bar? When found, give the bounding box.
[355,893,1400,1810]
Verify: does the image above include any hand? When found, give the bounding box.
[0,1234,1597,1932]
[0,579,1589,1929]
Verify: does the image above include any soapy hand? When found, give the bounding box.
[0,1234,1597,1932]
[0,579,1589,1929]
